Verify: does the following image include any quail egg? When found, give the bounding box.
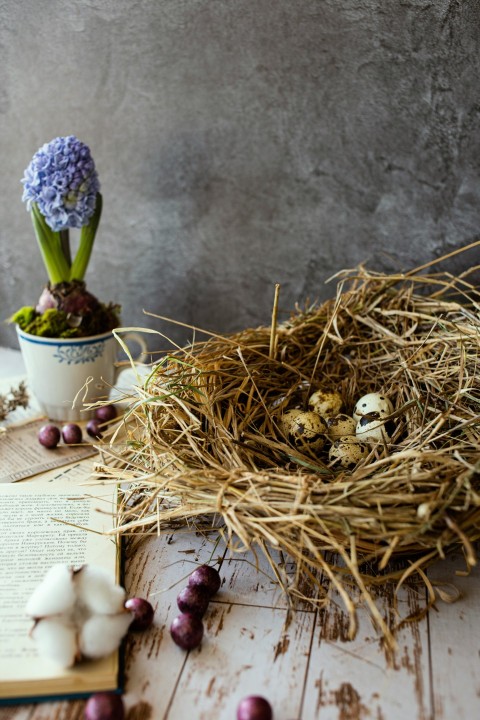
[308,389,343,418]
[280,409,327,452]
[326,413,356,441]
[328,436,369,468]
[279,408,302,434]
[353,392,393,423]
[355,412,395,443]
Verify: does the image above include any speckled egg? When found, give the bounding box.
[353,392,394,423]
[355,413,395,443]
[328,436,369,468]
[280,409,327,452]
[308,389,343,418]
[326,413,356,441]
[279,408,303,434]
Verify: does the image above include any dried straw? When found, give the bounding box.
[96,246,480,646]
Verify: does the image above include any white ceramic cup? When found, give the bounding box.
[16,327,148,421]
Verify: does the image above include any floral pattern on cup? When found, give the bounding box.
[17,327,148,421]
[53,342,104,365]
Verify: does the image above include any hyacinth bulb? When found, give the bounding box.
[26,564,131,668]
[36,282,101,316]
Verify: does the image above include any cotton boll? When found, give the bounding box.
[26,563,129,668]
[31,618,78,668]
[80,613,132,659]
[25,564,76,617]
[75,565,126,614]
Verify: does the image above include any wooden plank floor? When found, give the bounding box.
[1,527,478,720]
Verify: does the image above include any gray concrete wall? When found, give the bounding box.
[1,0,479,352]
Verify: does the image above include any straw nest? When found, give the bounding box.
[97,250,480,645]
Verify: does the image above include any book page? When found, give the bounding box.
[0,461,120,696]
[0,419,96,483]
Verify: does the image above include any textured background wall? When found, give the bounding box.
[1,0,479,352]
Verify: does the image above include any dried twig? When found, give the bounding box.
[0,381,29,420]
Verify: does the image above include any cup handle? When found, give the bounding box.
[112,331,150,386]
[117,331,149,363]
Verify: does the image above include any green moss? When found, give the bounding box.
[9,303,121,338]
[11,308,78,337]
[9,306,37,330]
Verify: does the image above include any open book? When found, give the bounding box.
[0,461,122,704]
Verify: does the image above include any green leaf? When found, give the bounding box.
[31,204,70,284]
[70,192,102,281]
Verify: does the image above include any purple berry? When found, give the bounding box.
[237,696,273,720]
[170,612,204,650]
[177,585,210,617]
[94,404,118,423]
[84,692,125,720]
[86,418,103,439]
[38,424,60,449]
[125,597,154,632]
[188,564,221,597]
[61,422,83,444]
